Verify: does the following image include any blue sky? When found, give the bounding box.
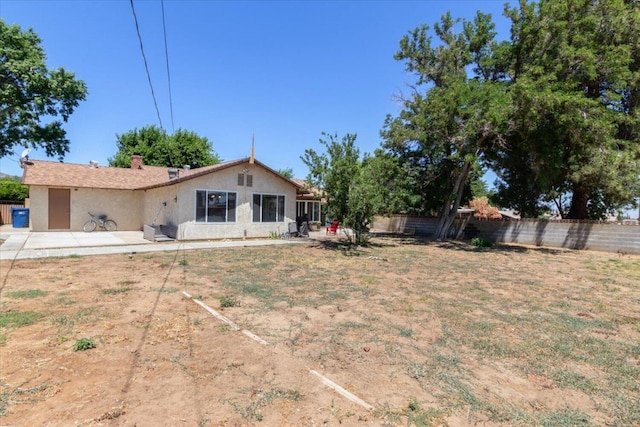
[0,0,513,180]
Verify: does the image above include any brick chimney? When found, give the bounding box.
[131,154,143,169]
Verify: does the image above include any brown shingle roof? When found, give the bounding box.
[21,158,302,190]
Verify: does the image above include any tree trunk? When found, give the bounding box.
[434,161,473,240]
[568,185,589,219]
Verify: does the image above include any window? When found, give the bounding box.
[196,190,236,223]
[253,194,285,222]
[296,200,321,222]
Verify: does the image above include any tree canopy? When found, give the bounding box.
[0,175,28,201]
[486,0,640,219]
[381,0,640,233]
[302,132,400,245]
[108,125,221,168]
[277,168,294,179]
[382,11,509,239]
[0,20,87,159]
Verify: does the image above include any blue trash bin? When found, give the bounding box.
[10,208,29,228]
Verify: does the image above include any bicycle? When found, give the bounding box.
[83,212,117,232]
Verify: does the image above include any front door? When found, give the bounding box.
[49,188,70,229]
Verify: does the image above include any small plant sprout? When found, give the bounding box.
[73,337,96,351]
[471,237,493,248]
[219,295,240,308]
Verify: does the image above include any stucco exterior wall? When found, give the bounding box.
[28,186,143,231]
[139,165,310,239]
[26,186,48,231]
[166,164,297,240]
[141,185,180,228]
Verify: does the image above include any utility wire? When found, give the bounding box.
[161,0,175,133]
[130,0,164,130]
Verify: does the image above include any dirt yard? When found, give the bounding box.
[1,236,639,426]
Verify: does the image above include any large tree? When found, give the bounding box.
[0,20,87,158]
[488,0,640,219]
[109,125,221,168]
[382,12,509,239]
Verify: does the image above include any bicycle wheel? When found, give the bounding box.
[103,220,117,232]
[83,220,97,232]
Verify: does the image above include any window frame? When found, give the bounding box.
[252,193,286,223]
[195,189,237,223]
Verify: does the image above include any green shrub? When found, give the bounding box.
[72,337,96,351]
[219,295,240,308]
[471,237,493,248]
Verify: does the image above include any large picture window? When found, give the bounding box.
[253,194,285,222]
[196,190,236,223]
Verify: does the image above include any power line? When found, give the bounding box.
[130,0,164,130]
[161,0,175,132]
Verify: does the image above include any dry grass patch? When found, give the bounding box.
[0,236,638,426]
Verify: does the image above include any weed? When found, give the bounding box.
[404,399,445,426]
[151,287,179,293]
[471,237,493,248]
[254,260,275,269]
[549,369,597,393]
[0,311,43,328]
[72,337,96,351]
[102,286,132,295]
[400,327,414,338]
[5,289,47,299]
[179,259,188,266]
[51,306,100,334]
[53,335,68,345]
[219,295,240,308]
[0,382,51,416]
[536,408,591,426]
[51,296,75,306]
[239,282,275,300]
[228,387,301,422]
[340,321,369,330]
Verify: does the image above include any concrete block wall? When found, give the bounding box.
[372,215,640,255]
[473,219,640,254]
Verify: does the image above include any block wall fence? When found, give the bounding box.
[372,215,640,255]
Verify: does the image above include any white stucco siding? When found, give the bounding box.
[77,188,143,231]
[168,164,297,240]
[28,186,143,231]
[141,186,180,228]
[27,186,48,231]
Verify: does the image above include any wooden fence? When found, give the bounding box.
[0,201,25,226]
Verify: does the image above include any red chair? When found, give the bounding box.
[326,220,339,235]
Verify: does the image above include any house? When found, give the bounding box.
[21,155,302,240]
